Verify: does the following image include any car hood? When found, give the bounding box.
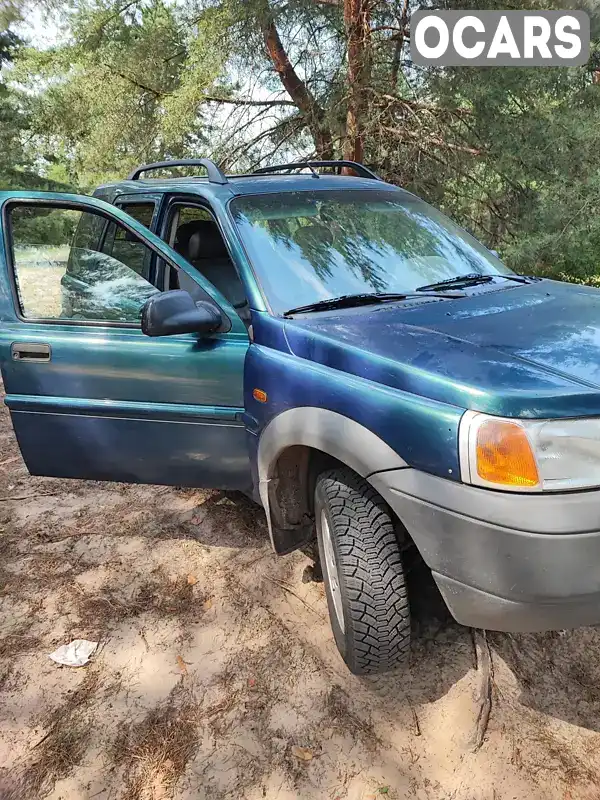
[283,280,600,419]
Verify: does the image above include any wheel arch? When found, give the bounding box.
[257,407,407,554]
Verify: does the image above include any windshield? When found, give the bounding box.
[230,189,513,315]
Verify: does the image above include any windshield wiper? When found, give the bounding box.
[283,291,465,317]
[415,272,533,293]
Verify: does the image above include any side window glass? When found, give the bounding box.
[120,202,154,228]
[8,204,159,323]
[170,205,248,316]
[174,206,213,235]
[102,202,155,277]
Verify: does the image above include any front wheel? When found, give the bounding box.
[314,468,411,675]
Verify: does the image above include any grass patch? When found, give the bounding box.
[76,567,210,637]
[110,683,200,800]
[3,670,101,799]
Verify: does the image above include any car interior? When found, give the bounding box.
[169,207,251,325]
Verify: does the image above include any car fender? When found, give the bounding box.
[257,406,407,552]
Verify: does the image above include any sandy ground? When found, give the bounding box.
[1,386,600,799]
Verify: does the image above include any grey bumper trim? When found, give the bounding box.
[372,468,600,535]
[369,469,600,632]
[433,574,600,632]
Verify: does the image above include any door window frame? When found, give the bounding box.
[113,197,161,284]
[114,198,159,227]
[160,194,247,297]
[102,199,159,283]
[2,197,232,331]
[161,195,228,244]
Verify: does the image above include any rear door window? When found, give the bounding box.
[101,202,156,277]
[118,202,155,228]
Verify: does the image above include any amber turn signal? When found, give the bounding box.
[476,419,539,488]
[253,388,268,403]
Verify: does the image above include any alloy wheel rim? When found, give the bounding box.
[320,510,345,633]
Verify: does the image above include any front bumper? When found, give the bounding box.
[369,469,600,632]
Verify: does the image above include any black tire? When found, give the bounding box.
[314,468,410,674]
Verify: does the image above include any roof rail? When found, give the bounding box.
[253,160,381,180]
[127,158,228,184]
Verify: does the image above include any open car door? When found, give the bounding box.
[0,192,251,490]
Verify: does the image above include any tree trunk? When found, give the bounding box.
[343,0,371,164]
[391,0,410,89]
[260,4,333,159]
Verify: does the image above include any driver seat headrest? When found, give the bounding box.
[175,220,229,262]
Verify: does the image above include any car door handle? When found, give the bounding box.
[11,342,52,362]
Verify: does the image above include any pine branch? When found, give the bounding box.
[250,118,304,169]
[370,89,472,116]
[383,126,482,156]
[203,95,295,107]
[101,64,165,98]
[89,0,142,41]
[221,116,299,165]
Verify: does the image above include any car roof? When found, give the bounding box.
[95,173,407,202]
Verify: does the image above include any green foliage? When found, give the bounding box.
[161,4,233,145]
[428,57,600,282]
[11,204,77,246]
[0,30,31,187]
[10,0,345,182]
[13,1,196,187]
[1,0,29,29]
[392,0,600,282]
[4,0,600,284]
[0,28,74,191]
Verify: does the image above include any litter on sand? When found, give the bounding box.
[48,639,98,667]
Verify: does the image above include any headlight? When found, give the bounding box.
[459,411,600,492]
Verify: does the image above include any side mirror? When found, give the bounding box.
[141,290,223,337]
